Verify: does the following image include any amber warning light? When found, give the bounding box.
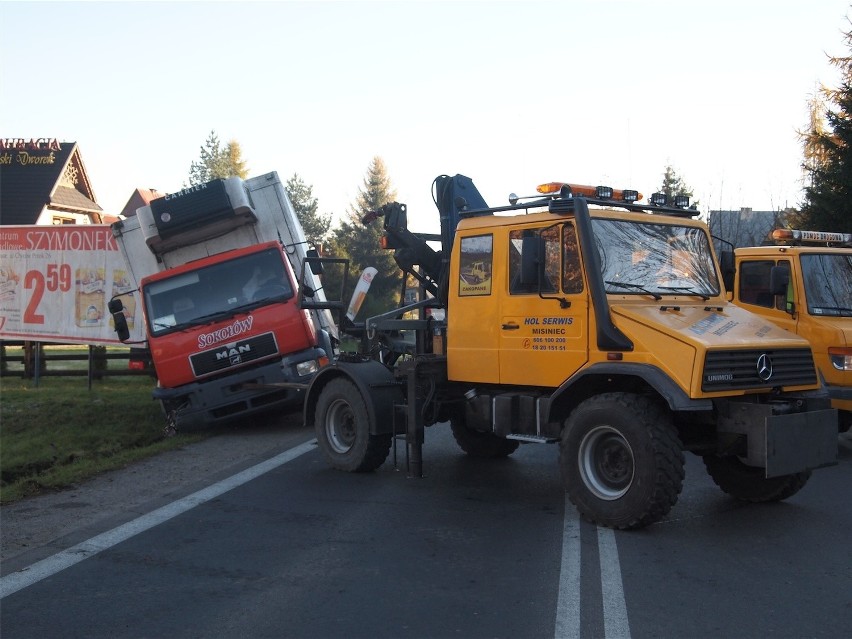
[537,182,642,203]
[771,228,852,246]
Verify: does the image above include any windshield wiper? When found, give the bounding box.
[605,280,662,300]
[189,309,244,325]
[657,285,710,301]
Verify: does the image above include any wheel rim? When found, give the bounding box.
[578,425,634,500]
[325,398,357,454]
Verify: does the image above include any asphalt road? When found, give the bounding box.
[1,415,851,639]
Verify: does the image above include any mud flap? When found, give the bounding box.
[764,409,838,477]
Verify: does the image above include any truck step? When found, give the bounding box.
[505,434,558,444]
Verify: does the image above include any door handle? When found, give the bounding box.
[501,323,519,330]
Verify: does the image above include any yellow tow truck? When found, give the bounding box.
[724,228,852,432]
[304,176,838,529]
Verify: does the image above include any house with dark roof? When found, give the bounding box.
[0,140,105,225]
[708,208,790,250]
[119,187,165,218]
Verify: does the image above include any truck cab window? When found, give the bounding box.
[458,234,493,296]
[738,260,775,307]
[509,227,559,294]
[800,253,852,316]
[145,247,293,335]
[593,219,719,297]
[562,223,583,294]
[738,260,791,310]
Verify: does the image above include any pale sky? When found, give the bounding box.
[2,0,849,234]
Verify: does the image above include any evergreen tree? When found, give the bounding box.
[796,25,852,232]
[659,164,696,206]
[225,140,249,181]
[284,173,332,247]
[332,157,402,319]
[187,130,249,185]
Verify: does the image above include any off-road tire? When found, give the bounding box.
[703,455,811,502]
[450,417,520,458]
[315,378,392,472]
[560,393,684,530]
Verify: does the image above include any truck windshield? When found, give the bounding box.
[592,218,720,298]
[800,253,852,316]
[144,246,293,336]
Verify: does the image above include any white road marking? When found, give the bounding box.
[0,440,316,599]
[598,526,631,639]
[555,498,582,639]
[555,499,632,639]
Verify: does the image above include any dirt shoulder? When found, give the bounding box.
[1,410,314,575]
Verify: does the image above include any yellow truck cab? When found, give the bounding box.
[727,229,852,432]
[307,176,838,530]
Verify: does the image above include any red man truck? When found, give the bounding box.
[109,172,341,432]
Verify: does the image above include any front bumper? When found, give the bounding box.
[717,400,838,477]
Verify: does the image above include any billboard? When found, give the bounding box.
[0,225,145,345]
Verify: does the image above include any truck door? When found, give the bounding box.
[737,258,798,334]
[447,233,501,383]
[499,223,589,387]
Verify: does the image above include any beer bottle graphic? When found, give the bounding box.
[75,267,106,327]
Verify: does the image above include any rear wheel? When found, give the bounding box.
[703,455,811,502]
[314,378,391,472]
[560,393,684,530]
[450,417,520,458]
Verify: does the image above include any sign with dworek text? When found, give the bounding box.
[0,225,145,345]
[0,138,63,167]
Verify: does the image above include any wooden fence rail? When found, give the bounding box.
[0,341,155,389]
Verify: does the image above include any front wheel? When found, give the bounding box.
[560,393,684,530]
[703,455,811,502]
[314,378,392,472]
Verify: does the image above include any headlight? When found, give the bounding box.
[828,347,852,371]
[296,359,320,377]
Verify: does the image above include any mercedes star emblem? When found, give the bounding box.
[756,353,773,381]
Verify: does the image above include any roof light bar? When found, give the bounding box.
[537,182,566,195]
[771,228,852,246]
[537,182,643,202]
[673,194,690,208]
[650,192,667,206]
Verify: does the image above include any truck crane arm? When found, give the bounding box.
[362,202,444,297]
[361,174,491,304]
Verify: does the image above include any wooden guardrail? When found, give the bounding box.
[0,341,155,388]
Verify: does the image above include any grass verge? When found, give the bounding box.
[0,374,204,504]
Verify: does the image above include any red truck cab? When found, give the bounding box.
[141,240,326,430]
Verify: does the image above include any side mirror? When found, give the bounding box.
[719,250,735,293]
[108,298,130,342]
[520,234,541,285]
[306,249,324,276]
[769,265,789,296]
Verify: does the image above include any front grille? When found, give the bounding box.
[190,332,278,378]
[702,348,816,392]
